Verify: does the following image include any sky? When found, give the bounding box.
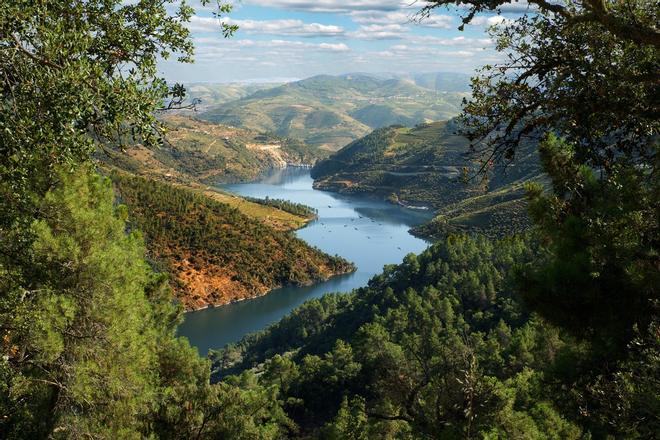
[159,0,533,83]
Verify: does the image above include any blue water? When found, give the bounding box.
[178,168,432,354]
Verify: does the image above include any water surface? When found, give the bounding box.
[178,168,432,354]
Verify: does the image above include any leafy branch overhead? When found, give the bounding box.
[419,0,658,170]
[420,0,660,47]
[1,0,237,197]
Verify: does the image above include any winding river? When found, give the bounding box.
[178,167,433,354]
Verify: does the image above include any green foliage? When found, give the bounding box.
[246,196,318,219]
[218,235,585,438]
[422,1,660,48]
[0,169,294,438]
[432,1,658,170]
[0,0,225,229]
[522,135,658,355]
[419,2,659,436]
[0,2,301,437]
[1,168,160,437]
[321,396,371,440]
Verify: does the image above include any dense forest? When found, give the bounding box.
[111,172,353,310]
[245,196,319,219]
[1,0,657,439]
[215,235,584,437]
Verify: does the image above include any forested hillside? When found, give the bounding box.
[312,120,541,238]
[112,172,354,310]
[201,74,467,150]
[215,235,586,437]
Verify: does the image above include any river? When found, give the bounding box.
[178,167,433,354]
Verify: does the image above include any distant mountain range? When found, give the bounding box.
[311,119,543,238]
[199,73,471,151]
[181,82,282,111]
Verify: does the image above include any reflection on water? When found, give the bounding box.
[178,168,433,354]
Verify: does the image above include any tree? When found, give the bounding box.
[421,0,658,170]
[0,1,261,438]
[0,169,162,437]
[419,0,658,435]
[420,0,660,48]
[0,0,235,230]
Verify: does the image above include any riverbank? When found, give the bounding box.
[185,263,356,312]
[178,168,433,354]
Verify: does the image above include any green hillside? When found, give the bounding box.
[200,74,467,150]
[97,115,347,310]
[311,120,542,238]
[112,172,354,310]
[212,235,584,438]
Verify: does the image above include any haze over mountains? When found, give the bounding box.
[198,72,471,150]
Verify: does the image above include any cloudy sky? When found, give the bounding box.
[159,0,532,83]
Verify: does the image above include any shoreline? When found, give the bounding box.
[312,180,433,212]
[183,264,356,313]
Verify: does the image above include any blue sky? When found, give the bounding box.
[159,0,531,83]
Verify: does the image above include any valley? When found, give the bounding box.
[178,168,433,353]
[96,114,353,311]
[312,120,542,238]
[200,74,469,151]
[7,1,655,437]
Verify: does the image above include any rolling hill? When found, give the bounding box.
[111,172,354,310]
[95,115,353,310]
[200,74,468,151]
[180,82,282,111]
[311,119,542,238]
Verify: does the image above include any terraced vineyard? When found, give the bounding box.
[98,114,326,185]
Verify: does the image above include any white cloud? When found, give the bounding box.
[421,14,453,29]
[349,24,408,40]
[188,16,227,33]
[230,19,344,37]
[318,42,350,52]
[469,15,514,27]
[243,0,407,13]
[350,10,452,29]
[349,10,411,25]
[195,38,350,53]
[406,35,494,48]
[189,16,344,37]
